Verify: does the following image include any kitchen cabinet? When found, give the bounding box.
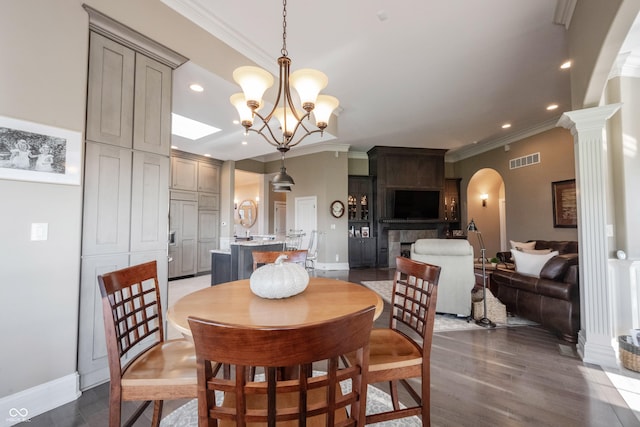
[170,151,222,274]
[348,237,377,268]
[78,10,186,390]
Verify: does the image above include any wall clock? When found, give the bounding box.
[330,200,345,218]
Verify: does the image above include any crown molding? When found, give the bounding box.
[444,118,560,163]
[553,0,577,29]
[84,4,188,69]
[160,0,276,73]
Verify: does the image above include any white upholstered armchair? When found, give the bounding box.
[410,238,475,316]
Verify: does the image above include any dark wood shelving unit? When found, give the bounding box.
[348,175,376,268]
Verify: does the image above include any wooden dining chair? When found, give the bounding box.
[97,260,197,427]
[252,249,308,271]
[188,305,376,427]
[344,256,441,426]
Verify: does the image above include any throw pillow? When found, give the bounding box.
[510,240,536,251]
[511,249,559,277]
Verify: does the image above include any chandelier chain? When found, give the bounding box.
[281,0,288,57]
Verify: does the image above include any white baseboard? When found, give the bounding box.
[0,372,80,427]
[314,262,350,271]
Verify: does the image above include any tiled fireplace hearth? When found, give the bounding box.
[388,229,438,267]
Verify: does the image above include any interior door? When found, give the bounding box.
[294,196,317,250]
[274,201,286,238]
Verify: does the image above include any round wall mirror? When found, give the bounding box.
[238,199,258,228]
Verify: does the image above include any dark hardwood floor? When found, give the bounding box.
[20,268,640,427]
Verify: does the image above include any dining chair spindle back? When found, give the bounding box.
[251,249,308,271]
[98,260,197,427]
[345,256,441,426]
[188,305,376,427]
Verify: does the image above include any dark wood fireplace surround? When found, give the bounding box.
[368,146,461,267]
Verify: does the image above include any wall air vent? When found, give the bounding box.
[509,152,540,170]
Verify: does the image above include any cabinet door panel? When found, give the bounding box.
[197,162,220,193]
[130,152,169,252]
[198,241,216,272]
[198,192,219,210]
[362,238,377,266]
[179,238,197,275]
[171,157,198,191]
[169,200,198,277]
[86,32,134,147]
[82,143,132,255]
[133,54,171,155]
[77,254,129,390]
[198,210,219,240]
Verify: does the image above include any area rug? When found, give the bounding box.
[361,280,537,332]
[160,379,420,426]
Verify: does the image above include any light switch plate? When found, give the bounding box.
[31,223,48,241]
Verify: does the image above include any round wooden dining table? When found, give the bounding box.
[167,277,383,336]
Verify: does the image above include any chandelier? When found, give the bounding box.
[230,0,339,191]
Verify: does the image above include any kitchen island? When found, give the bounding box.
[210,240,285,285]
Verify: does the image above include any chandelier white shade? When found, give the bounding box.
[232,66,274,111]
[313,95,340,128]
[288,68,328,109]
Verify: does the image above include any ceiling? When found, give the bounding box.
[165,0,580,163]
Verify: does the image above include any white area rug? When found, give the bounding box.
[361,280,537,332]
[161,379,420,427]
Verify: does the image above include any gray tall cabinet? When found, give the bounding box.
[169,151,221,278]
[78,6,187,390]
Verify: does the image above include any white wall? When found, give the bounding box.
[0,1,87,401]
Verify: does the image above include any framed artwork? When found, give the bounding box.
[330,200,345,218]
[552,179,577,228]
[0,116,82,185]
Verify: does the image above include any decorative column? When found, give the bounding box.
[557,103,621,367]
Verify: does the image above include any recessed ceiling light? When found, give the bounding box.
[560,61,571,69]
[171,145,178,150]
[547,104,559,111]
[501,123,511,129]
[171,113,221,140]
[189,83,204,92]
[242,141,248,145]
[233,120,240,125]
[204,153,211,157]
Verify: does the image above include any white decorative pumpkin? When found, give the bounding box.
[250,254,310,299]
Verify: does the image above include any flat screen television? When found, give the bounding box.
[393,190,440,219]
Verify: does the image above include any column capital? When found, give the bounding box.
[557,103,622,135]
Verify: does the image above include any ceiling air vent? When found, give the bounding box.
[509,152,540,170]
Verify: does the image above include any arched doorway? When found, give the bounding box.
[466,168,505,261]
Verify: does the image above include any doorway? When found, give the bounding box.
[274,201,286,239]
[467,168,505,259]
[294,196,317,250]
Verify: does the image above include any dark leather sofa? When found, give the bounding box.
[490,240,580,342]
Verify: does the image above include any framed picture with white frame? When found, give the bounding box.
[0,116,82,185]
